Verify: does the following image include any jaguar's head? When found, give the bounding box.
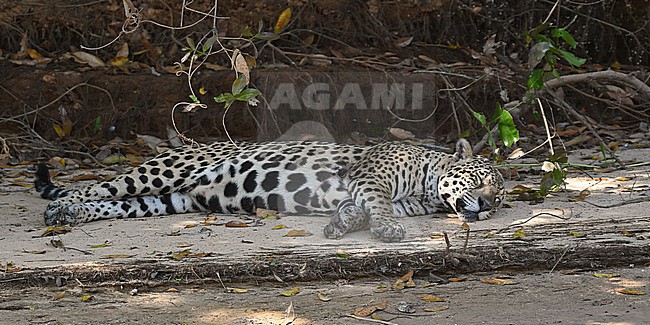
[438,139,505,222]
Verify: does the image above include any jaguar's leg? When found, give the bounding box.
[392,196,441,217]
[45,192,200,226]
[324,198,369,239]
[347,181,405,242]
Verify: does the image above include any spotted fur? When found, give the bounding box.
[35,139,505,242]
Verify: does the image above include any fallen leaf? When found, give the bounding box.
[424,305,449,312]
[354,301,387,317]
[89,241,112,248]
[184,223,198,228]
[225,220,249,228]
[23,249,46,255]
[615,177,630,181]
[481,278,517,285]
[72,174,101,181]
[394,36,414,48]
[166,288,179,292]
[81,295,93,302]
[448,277,468,282]
[109,56,129,67]
[594,273,620,278]
[68,51,105,67]
[170,249,191,260]
[167,230,181,236]
[102,254,136,259]
[187,252,213,258]
[274,8,292,34]
[336,249,349,259]
[272,224,287,230]
[177,242,193,248]
[116,42,129,58]
[389,127,415,139]
[41,225,73,237]
[570,189,590,201]
[569,231,587,238]
[284,229,312,237]
[317,292,331,302]
[279,287,300,297]
[617,289,645,295]
[51,292,65,301]
[374,285,389,293]
[420,294,445,302]
[621,230,635,238]
[257,208,278,220]
[199,87,207,95]
[227,287,248,293]
[513,227,526,239]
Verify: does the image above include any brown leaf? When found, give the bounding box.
[389,127,415,139]
[40,225,73,237]
[420,294,445,302]
[424,305,449,312]
[284,229,312,237]
[72,174,101,181]
[170,249,191,260]
[394,36,414,48]
[481,277,517,285]
[279,287,300,297]
[256,208,278,220]
[102,254,136,259]
[51,291,65,301]
[274,8,292,34]
[317,292,331,302]
[617,289,645,295]
[225,220,249,228]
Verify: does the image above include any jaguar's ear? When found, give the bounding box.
[452,138,473,161]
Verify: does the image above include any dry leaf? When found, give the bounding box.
[81,295,93,302]
[284,229,312,237]
[72,174,101,181]
[116,42,129,57]
[69,51,105,67]
[41,225,73,237]
[513,227,526,239]
[389,127,415,139]
[170,249,191,260]
[374,285,388,293]
[89,241,111,248]
[481,278,517,285]
[394,36,414,48]
[177,242,193,248]
[424,305,449,312]
[621,230,635,238]
[225,220,249,228]
[279,287,300,297]
[52,292,65,301]
[274,8,292,34]
[102,254,136,259]
[420,294,445,302]
[231,49,250,84]
[448,277,468,282]
[109,56,129,67]
[227,287,248,293]
[594,273,620,278]
[272,224,287,230]
[317,292,331,302]
[257,208,278,220]
[166,288,179,292]
[569,231,587,238]
[617,289,645,295]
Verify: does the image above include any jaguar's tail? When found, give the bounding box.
[34,164,71,200]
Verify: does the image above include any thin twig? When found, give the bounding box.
[549,244,577,274]
[496,211,573,233]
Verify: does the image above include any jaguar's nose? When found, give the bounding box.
[478,197,493,212]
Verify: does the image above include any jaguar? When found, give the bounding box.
[35,139,505,242]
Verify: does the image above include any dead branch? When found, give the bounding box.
[583,196,650,209]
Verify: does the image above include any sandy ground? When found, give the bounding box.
[1,146,649,324]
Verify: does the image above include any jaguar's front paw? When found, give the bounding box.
[370,219,405,242]
[324,222,345,239]
[44,201,79,226]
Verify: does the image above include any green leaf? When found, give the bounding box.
[527,22,550,40]
[231,74,247,96]
[496,104,519,147]
[254,32,281,41]
[202,32,219,53]
[549,150,568,164]
[471,110,487,127]
[186,37,196,50]
[235,88,261,101]
[458,129,471,138]
[551,28,577,48]
[189,94,200,104]
[527,69,545,91]
[92,116,101,133]
[527,41,551,69]
[556,48,586,67]
[214,93,234,104]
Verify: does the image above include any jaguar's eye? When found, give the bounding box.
[494,197,502,206]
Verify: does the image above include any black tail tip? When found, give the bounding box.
[34,163,52,192]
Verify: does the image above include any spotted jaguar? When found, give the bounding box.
[35,139,505,242]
